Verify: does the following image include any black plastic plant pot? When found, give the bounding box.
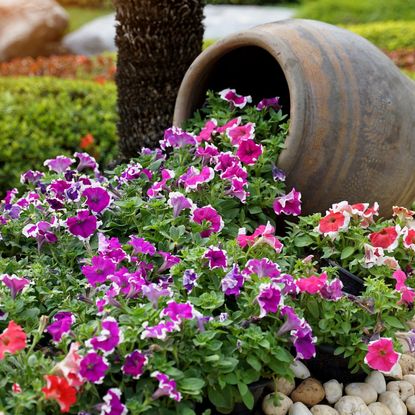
[305,344,366,384]
[230,379,272,415]
[327,260,365,296]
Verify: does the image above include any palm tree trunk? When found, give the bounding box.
[113,0,205,159]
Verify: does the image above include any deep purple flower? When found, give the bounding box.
[273,188,302,216]
[142,283,172,307]
[20,170,44,185]
[292,324,316,360]
[128,236,156,256]
[179,166,215,192]
[191,205,224,238]
[256,96,281,111]
[82,255,116,287]
[141,320,178,340]
[0,274,30,299]
[257,283,282,318]
[22,220,58,249]
[119,162,143,182]
[86,317,122,355]
[80,352,109,384]
[277,306,303,336]
[151,371,182,402]
[46,312,75,343]
[203,247,228,270]
[100,388,127,415]
[160,127,197,150]
[82,186,111,214]
[221,265,244,296]
[122,350,148,379]
[271,163,286,182]
[48,180,71,200]
[182,269,199,293]
[320,278,343,301]
[243,258,281,279]
[219,88,252,109]
[66,210,100,240]
[168,192,194,218]
[160,301,195,322]
[74,152,98,172]
[44,156,74,173]
[158,251,181,273]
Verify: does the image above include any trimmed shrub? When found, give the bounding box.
[345,21,415,51]
[296,0,415,24]
[0,77,118,194]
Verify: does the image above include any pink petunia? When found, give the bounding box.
[296,273,328,295]
[191,205,224,238]
[196,119,217,142]
[236,139,263,165]
[364,337,400,373]
[219,89,252,109]
[179,166,215,192]
[227,123,255,146]
[273,188,302,216]
[237,222,283,253]
[203,246,228,270]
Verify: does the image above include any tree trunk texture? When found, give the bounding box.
[114,0,205,159]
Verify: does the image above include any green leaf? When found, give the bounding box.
[341,246,355,260]
[179,378,205,392]
[246,355,262,371]
[238,383,254,410]
[294,234,314,247]
[383,315,406,329]
[306,297,320,319]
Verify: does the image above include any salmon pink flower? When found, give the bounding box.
[122,350,148,379]
[12,383,22,393]
[86,317,122,355]
[273,188,302,216]
[191,205,224,237]
[82,186,111,214]
[0,274,30,299]
[369,226,400,252]
[42,375,77,413]
[317,211,350,238]
[196,119,217,142]
[160,301,195,322]
[44,156,74,173]
[219,88,252,109]
[80,133,94,149]
[168,192,194,218]
[227,123,255,146]
[203,246,228,269]
[52,342,83,388]
[364,337,400,372]
[100,388,127,415]
[221,264,244,296]
[66,209,100,240]
[80,352,109,384]
[179,166,214,192]
[151,371,182,401]
[257,283,282,317]
[256,96,281,111]
[296,273,328,295]
[0,320,26,359]
[236,138,263,165]
[82,255,116,287]
[160,127,196,150]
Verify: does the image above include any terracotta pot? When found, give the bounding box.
[173,19,415,216]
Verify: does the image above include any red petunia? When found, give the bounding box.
[0,321,27,360]
[42,375,77,413]
[317,211,349,238]
[369,226,399,252]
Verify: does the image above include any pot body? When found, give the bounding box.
[173,19,415,216]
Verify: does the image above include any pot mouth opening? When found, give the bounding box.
[189,45,291,119]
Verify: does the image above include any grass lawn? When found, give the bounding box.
[65,6,114,32]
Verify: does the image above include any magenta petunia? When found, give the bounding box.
[216,117,241,133]
[221,265,244,296]
[191,205,224,237]
[158,251,181,273]
[256,96,281,111]
[119,162,143,183]
[320,278,343,301]
[98,234,128,264]
[46,312,75,343]
[74,152,98,172]
[227,123,255,146]
[100,388,127,415]
[243,258,281,279]
[296,272,328,295]
[160,127,197,150]
[81,255,116,287]
[195,143,220,162]
[147,169,175,199]
[226,177,249,203]
[277,306,303,336]
[44,156,74,173]
[109,268,146,298]
[48,179,71,200]
[179,166,215,192]
[22,219,58,248]
[128,236,156,256]
[219,88,252,109]
[141,320,178,341]
[160,301,195,322]
[257,283,282,318]
[214,152,240,172]
[86,317,122,355]
[122,350,148,379]
[203,246,228,270]
[20,170,44,185]
[168,192,194,218]
[0,274,30,299]
[80,352,109,384]
[236,139,263,165]
[364,337,400,373]
[66,209,100,240]
[82,186,111,214]
[151,371,182,402]
[273,188,302,216]
[196,119,217,142]
[292,324,317,360]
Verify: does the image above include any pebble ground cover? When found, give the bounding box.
[0,90,415,414]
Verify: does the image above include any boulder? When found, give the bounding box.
[263,393,293,415]
[291,378,325,406]
[311,405,339,415]
[386,380,414,401]
[365,371,386,394]
[324,379,343,404]
[378,391,407,415]
[334,396,372,415]
[367,402,392,415]
[344,383,377,405]
[0,0,68,62]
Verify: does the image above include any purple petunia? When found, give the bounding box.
[203,247,228,270]
[257,283,282,318]
[168,192,194,218]
[81,255,116,287]
[74,152,99,172]
[80,352,109,384]
[243,258,281,279]
[66,209,100,240]
[292,324,317,360]
[191,205,224,238]
[86,317,122,355]
[100,388,127,415]
[0,274,30,299]
[142,283,172,308]
[141,320,178,341]
[271,163,286,182]
[122,350,148,379]
[20,170,44,185]
[221,265,244,296]
[182,269,199,293]
[151,371,182,402]
[160,127,197,150]
[147,169,175,199]
[44,156,74,173]
[256,96,281,111]
[219,88,252,109]
[320,278,343,301]
[128,236,156,256]
[273,188,302,216]
[46,312,75,343]
[160,301,195,322]
[277,306,304,336]
[82,186,112,214]
[158,251,181,273]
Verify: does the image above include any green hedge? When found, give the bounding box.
[296,0,415,24]
[345,21,415,51]
[0,77,118,194]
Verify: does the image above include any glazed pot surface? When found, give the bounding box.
[174,19,415,216]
